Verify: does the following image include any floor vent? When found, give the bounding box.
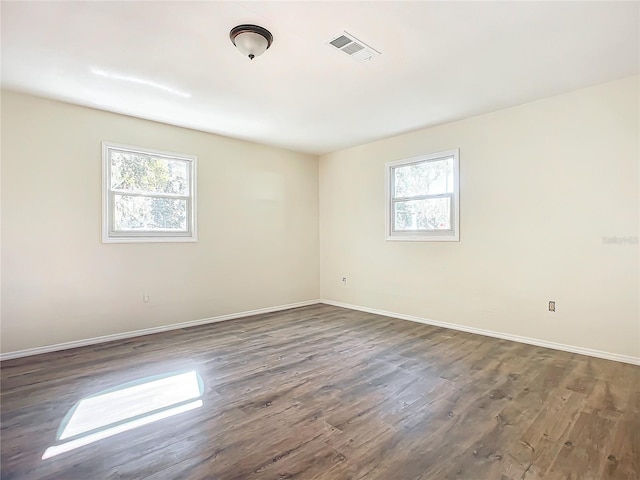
[326,31,380,62]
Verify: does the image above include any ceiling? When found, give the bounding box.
[2,1,638,155]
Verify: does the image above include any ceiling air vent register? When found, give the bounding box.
[326,31,381,62]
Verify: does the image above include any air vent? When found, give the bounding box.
[326,31,380,62]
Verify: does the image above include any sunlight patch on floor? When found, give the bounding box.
[42,370,203,460]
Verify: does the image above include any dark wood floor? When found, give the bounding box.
[1,304,638,479]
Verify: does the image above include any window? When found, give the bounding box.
[102,142,197,243]
[386,149,459,241]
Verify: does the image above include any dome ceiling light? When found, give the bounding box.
[229,24,274,60]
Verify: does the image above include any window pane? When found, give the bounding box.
[111,150,189,196]
[394,157,453,197]
[394,197,451,231]
[113,195,187,232]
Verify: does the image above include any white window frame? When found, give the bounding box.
[102,141,197,243]
[385,149,459,242]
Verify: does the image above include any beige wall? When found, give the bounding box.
[320,76,639,359]
[3,77,639,360]
[1,91,319,353]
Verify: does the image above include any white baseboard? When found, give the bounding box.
[320,299,640,366]
[4,299,638,366]
[0,300,322,361]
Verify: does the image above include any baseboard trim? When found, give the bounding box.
[0,299,322,361]
[321,299,640,366]
[4,299,637,366]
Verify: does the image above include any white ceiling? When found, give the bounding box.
[2,1,638,155]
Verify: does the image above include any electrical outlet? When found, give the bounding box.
[548,301,555,312]
[342,277,347,286]
[143,293,150,303]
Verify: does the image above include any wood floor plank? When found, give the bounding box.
[600,420,640,480]
[1,304,638,479]
[547,411,617,479]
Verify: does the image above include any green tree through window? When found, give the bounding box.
[103,143,197,242]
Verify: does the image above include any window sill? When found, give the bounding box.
[386,234,459,242]
[102,235,198,244]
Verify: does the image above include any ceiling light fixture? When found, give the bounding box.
[229,24,273,60]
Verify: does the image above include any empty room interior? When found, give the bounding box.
[1,1,639,479]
